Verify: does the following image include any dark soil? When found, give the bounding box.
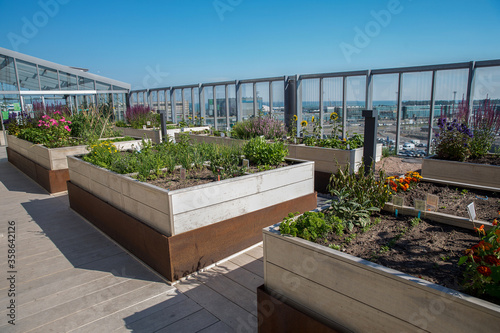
[318,211,500,305]
[144,163,290,191]
[397,182,500,222]
[431,154,500,166]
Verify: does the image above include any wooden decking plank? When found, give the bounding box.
[244,245,264,261]
[196,320,235,333]
[28,281,172,333]
[229,253,264,278]
[175,276,257,331]
[211,260,263,293]
[155,309,220,333]
[103,297,201,333]
[194,270,258,315]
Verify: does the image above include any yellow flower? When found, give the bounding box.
[311,116,315,122]
[330,112,338,121]
[293,115,298,121]
[301,120,308,127]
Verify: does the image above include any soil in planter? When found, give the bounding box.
[318,211,499,305]
[429,154,500,166]
[396,182,500,222]
[144,163,291,191]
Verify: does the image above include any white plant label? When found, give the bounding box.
[467,202,476,221]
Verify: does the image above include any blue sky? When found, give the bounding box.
[1,0,499,92]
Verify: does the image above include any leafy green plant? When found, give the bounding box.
[242,137,288,166]
[328,163,391,210]
[328,189,379,232]
[279,211,332,242]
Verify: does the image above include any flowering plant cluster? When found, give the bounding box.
[231,115,287,140]
[125,105,159,129]
[433,117,473,161]
[385,171,422,193]
[17,111,75,148]
[459,213,500,299]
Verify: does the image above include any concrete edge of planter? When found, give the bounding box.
[263,225,500,318]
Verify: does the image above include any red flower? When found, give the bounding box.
[484,255,500,266]
[473,255,482,263]
[477,265,492,277]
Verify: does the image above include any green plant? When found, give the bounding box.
[329,244,341,250]
[231,115,287,140]
[433,117,473,161]
[328,189,379,232]
[458,217,500,299]
[279,211,332,242]
[461,188,469,196]
[328,163,391,210]
[17,111,75,148]
[242,137,288,166]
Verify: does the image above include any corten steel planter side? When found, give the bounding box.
[262,226,500,333]
[422,156,500,191]
[6,135,144,193]
[67,156,317,281]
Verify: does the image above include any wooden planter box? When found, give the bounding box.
[6,135,144,193]
[117,126,210,143]
[261,226,500,333]
[67,156,317,282]
[178,133,382,192]
[422,156,500,191]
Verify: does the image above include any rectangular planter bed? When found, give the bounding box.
[262,226,500,333]
[6,134,144,193]
[117,126,210,144]
[179,133,382,192]
[67,156,317,282]
[422,156,500,191]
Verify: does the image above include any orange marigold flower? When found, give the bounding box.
[475,225,486,236]
[484,255,500,266]
[478,240,492,251]
[477,265,492,277]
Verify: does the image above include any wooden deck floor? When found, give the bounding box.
[0,146,267,332]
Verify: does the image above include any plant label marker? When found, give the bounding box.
[180,168,186,180]
[467,202,476,222]
[242,159,249,168]
[143,125,147,130]
[221,132,225,137]
[415,199,426,217]
[393,196,404,207]
[147,121,151,126]
[426,194,439,212]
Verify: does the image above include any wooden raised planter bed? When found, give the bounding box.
[422,156,500,191]
[260,224,500,333]
[67,156,317,282]
[177,133,382,192]
[117,126,210,143]
[6,134,144,193]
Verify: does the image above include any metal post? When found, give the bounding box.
[164,90,169,121]
[160,112,167,142]
[427,70,437,156]
[296,75,302,135]
[171,88,177,124]
[466,61,476,126]
[365,70,373,110]
[200,85,206,125]
[362,109,378,174]
[181,88,186,121]
[319,77,324,137]
[191,87,195,120]
[396,73,403,155]
[269,81,273,116]
[236,81,242,122]
[213,85,218,130]
[342,76,347,139]
[253,82,258,117]
[225,84,230,128]
[284,76,297,132]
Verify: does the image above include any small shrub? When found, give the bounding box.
[243,137,288,166]
[279,211,331,242]
[433,117,473,161]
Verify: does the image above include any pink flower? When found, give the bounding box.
[67,121,72,124]
[38,123,42,127]
[54,111,61,115]
[42,115,49,119]
[61,117,66,122]
[64,125,71,132]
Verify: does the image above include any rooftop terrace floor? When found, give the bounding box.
[0,146,273,333]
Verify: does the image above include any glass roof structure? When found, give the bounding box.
[0,47,130,120]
